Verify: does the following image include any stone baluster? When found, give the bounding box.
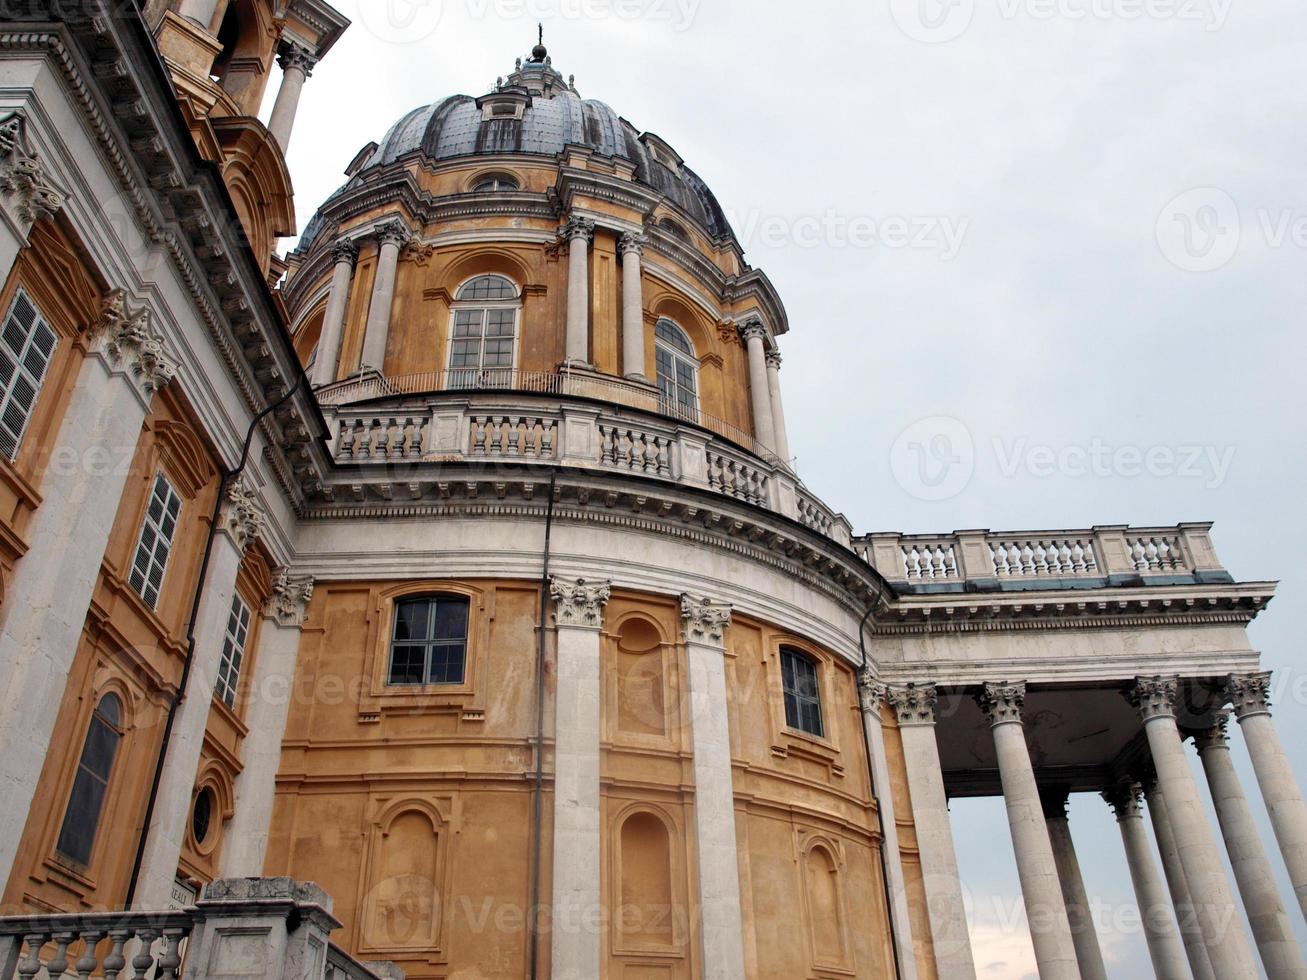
[1130,676,1259,977]
[359,220,410,373]
[620,232,648,380]
[267,41,318,152]
[765,349,791,465]
[976,682,1079,980]
[1192,712,1307,979]
[886,683,977,979]
[738,321,776,453]
[1103,782,1190,980]
[1041,789,1108,980]
[1225,671,1307,920]
[549,576,611,980]
[312,238,358,388]
[562,216,595,367]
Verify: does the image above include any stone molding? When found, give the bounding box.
[330,237,359,265]
[1225,671,1273,720]
[978,681,1027,727]
[550,576,611,628]
[1103,781,1144,821]
[277,41,318,76]
[92,290,178,396]
[856,663,887,715]
[221,476,266,552]
[680,593,731,645]
[1129,674,1180,721]
[0,111,65,225]
[618,231,646,257]
[561,214,595,243]
[263,568,315,627]
[886,682,938,727]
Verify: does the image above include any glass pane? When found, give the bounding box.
[55,767,104,866]
[388,646,426,684]
[432,598,469,639]
[783,691,799,730]
[394,600,431,642]
[655,319,693,354]
[456,275,517,301]
[428,643,466,684]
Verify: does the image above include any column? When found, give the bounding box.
[1041,790,1108,980]
[266,42,317,153]
[857,668,918,980]
[1226,671,1307,920]
[738,321,775,453]
[0,292,174,888]
[1143,779,1216,980]
[176,0,220,27]
[1103,783,1190,980]
[563,216,594,367]
[977,683,1079,980]
[358,220,409,374]
[134,479,264,907]
[549,576,611,980]
[1196,712,1307,978]
[311,239,358,388]
[220,571,314,877]
[681,596,746,979]
[619,232,647,381]
[886,683,977,979]
[765,350,790,465]
[1130,676,1259,977]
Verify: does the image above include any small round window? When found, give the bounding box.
[192,787,214,846]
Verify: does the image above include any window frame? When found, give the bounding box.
[0,287,59,462]
[215,592,253,709]
[54,692,125,870]
[445,275,521,388]
[653,317,700,423]
[386,594,472,687]
[780,647,825,739]
[128,472,183,611]
[469,173,521,192]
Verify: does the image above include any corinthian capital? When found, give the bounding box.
[1102,781,1144,821]
[264,568,315,627]
[221,476,265,553]
[619,232,647,257]
[738,319,767,344]
[1225,671,1274,720]
[765,349,782,370]
[561,215,595,243]
[277,42,318,76]
[330,238,359,265]
[856,663,887,715]
[1129,675,1180,722]
[1191,710,1231,754]
[0,111,65,225]
[375,219,411,249]
[978,681,1027,727]
[93,290,177,396]
[886,682,937,727]
[550,576,611,628]
[680,594,732,644]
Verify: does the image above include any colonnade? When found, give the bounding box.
[887,674,1307,980]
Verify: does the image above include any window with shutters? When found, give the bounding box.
[55,693,124,868]
[215,594,252,708]
[129,474,182,610]
[0,289,57,461]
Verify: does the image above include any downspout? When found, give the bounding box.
[528,471,558,980]
[857,600,907,980]
[126,371,308,906]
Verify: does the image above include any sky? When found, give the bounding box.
[264,1,1307,975]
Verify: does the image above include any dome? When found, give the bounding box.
[360,48,735,241]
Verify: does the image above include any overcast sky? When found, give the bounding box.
[265,1,1307,975]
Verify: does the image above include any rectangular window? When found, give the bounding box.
[0,289,58,461]
[388,595,470,685]
[216,594,252,708]
[781,648,825,738]
[129,474,182,610]
[55,694,122,867]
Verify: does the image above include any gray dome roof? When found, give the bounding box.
[363,54,734,241]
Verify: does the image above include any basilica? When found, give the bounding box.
[0,4,1300,980]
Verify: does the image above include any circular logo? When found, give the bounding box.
[357,0,444,45]
[890,416,975,502]
[889,0,976,44]
[1155,187,1241,273]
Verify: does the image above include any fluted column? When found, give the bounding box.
[619,233,648,381]
[764,350,790,465]
[739,321,776,453]
[1130,676,1259,977]
[857,669,918,980]
[1194,713,1307,979]
[220,571,314,877]
[549,576,611,980]
[1041,790,1107,980]
[1103,783,1190,980]
[1226,671,1307,920]
[563,216,594,367]
[267,42,317,152]
[359,220,409,373]
[1143,779,1216,980]
[681,596,746,980]
[886,683,976,979]
[977,683,1079,980]
[311,239,358,388]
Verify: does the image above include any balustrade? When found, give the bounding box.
[599,423,671,476]
[471,415,557,459]
[1,911,194,980]
[707,449,768,505]
[335,415,426,461]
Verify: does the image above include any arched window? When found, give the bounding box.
[470,173,520,192]
[654,318,699,422]
[56,693,124,867]
[448,275,520,389]
[658,218,690,242]
[388,595,471,685]
[780,648,824,738]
